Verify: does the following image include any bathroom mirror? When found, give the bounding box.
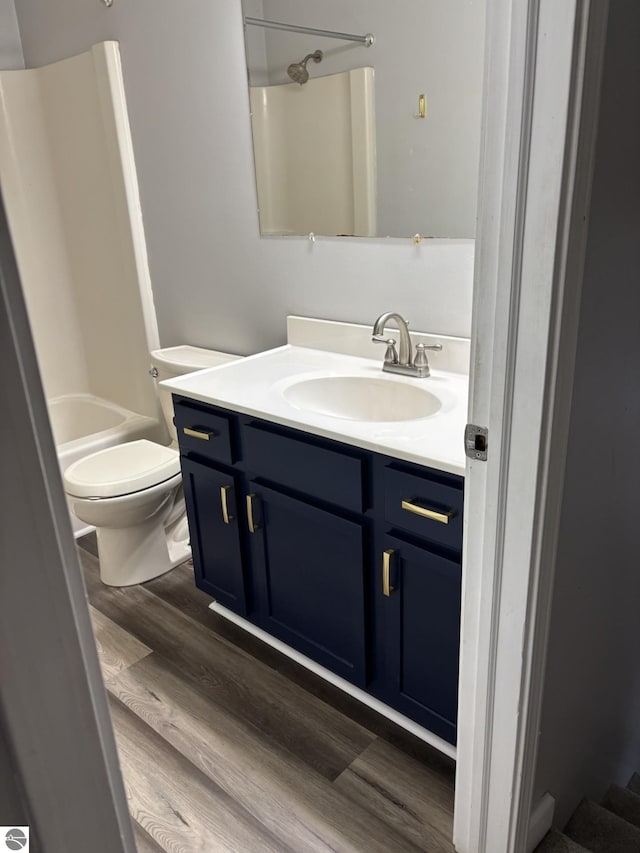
[242,0,486,239]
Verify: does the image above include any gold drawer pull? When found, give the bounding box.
[401,499,453,525]
[246,493,260,533]
[383,549,395,597]
[183,427,215,441]
[220,485,233,525]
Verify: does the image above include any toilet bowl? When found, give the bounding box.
[65,440,186,585]
[64,345,241,586]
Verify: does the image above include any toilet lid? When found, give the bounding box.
[64,440,181,499]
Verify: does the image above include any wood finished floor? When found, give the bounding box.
[79,536,456,852]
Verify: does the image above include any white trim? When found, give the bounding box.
[454,0,535,843]
[454,1,607,850]
[509,3,609,849]
[209,602,457,760]
[0,192,133,851]
[527,794,556,852]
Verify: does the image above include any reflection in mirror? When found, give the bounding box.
[242,0,486,239]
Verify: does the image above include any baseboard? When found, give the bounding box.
[527,793,556,851]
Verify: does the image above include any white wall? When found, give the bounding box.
[0,0,23,69]
[14,0,475,355]
[534,0,640,828]
[257,0,486,239]
[243,0,268,86]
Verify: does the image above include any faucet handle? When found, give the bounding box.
[373,334,399,364]
[383,338,398,365]
[413,343,429,370]
[413,342,443,372]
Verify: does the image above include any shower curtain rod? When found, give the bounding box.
[245,17,375,47]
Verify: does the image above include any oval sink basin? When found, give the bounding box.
[282,376,442,422]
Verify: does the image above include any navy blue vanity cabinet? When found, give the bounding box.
[175,393,464,747]
[374,461,464,745]
[240,421,370,686]
[174,397,249,615]
[379,534,461,744]
[245,482,368,686]
[180,458,249,615]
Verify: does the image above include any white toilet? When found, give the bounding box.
[64,346,241,586]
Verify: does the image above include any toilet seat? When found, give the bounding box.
[64,439,180,499]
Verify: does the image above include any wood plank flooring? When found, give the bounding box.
[78,536,455,852]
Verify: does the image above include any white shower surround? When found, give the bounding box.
[0,41,163,432]
[250,67,377,237]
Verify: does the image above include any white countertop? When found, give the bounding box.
[162,344,469,476]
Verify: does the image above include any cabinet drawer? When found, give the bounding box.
[243,422,365,512]
[174,399,235,465]
[384,466,463,553]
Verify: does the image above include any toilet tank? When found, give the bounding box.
[150,345,242,444]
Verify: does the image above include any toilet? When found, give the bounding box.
[64,346,241,586]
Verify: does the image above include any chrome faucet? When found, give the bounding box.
[372,312,442,378]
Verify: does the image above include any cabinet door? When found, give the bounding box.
[380,534,461,744]
[181,458,248,615]
[247,482,367,686]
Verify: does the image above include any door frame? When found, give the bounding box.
[0,189,134,851]
[454,1,608,851]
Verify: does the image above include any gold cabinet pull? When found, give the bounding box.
[220,485,233,525]
[383,549,395,597]
[183,426,215,441]
[401,499,453,525]
[246,493,260,533]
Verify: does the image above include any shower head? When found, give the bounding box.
[286,50,323,85]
